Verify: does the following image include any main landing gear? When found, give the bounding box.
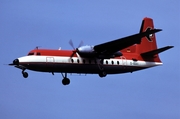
[98,71,107,77]
[61,73,70,85]
[97,59,107,78]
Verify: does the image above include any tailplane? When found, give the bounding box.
[141,46,174,58]
[137,17,173,62]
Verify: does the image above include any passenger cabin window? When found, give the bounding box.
[77,59,80,63]
[71,59,74,63]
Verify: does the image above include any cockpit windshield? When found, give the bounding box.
[28,52,41,56]
[28,52,34,55]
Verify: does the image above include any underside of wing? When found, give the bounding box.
[94,29,161,56]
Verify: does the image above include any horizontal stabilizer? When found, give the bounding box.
[141,46,174,57]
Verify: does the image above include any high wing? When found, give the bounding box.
[70,18,162,59]
[93,28,161,56]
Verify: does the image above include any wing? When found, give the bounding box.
[94,29,161,55]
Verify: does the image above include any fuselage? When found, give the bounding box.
[14,49,162,75]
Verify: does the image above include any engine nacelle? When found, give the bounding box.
[77,45,96,57]
[77,45,123,58]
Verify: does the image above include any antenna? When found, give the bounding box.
[35,46,41,49]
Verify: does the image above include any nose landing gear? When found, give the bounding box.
[22,70,28,78]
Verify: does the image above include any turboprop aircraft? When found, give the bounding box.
[9,17,173,85]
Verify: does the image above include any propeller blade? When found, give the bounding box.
[70,50,76,58]
[69,39,75,50]
[69,40,77,58]
[78,41,84,48]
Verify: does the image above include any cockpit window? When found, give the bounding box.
[28,52,41,56]
[28,52,34,55]
[36,52,41,55]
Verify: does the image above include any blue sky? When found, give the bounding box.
[0,0,179,119]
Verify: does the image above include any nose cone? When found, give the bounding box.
[9,59,19,66]
[13,59,19,65]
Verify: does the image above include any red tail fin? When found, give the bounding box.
[121,17,173,62]
[137,17,158,54]
[120,17,159,54]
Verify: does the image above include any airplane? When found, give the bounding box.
[9,17,173,85]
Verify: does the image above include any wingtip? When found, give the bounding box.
[168,46,174,48]
[154,29,162,32]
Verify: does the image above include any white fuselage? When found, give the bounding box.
[17,55,162,74]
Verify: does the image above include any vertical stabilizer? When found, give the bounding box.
[120,17,173,62]
[137,17,158,54]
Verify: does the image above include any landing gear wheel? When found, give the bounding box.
[22,72,28,78]
[62,78,70,85]
[99,71,107,77]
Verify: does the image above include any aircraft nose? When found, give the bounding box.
[13,59,19,65]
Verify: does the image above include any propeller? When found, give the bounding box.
[69,39,84,58]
